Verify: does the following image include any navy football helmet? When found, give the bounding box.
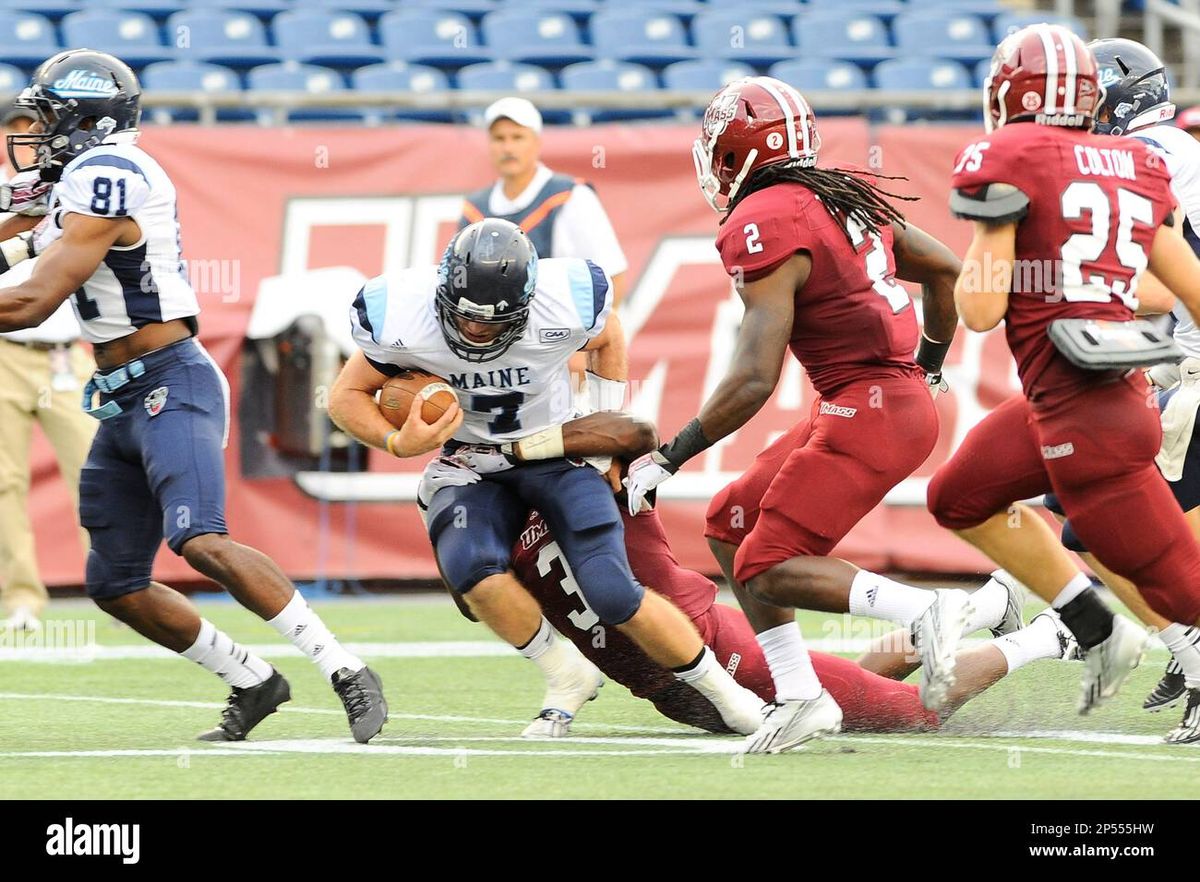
[7,49,142,181]
[1089,38,1175,136]
[436,218,537,363]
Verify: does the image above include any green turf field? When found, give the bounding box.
[0,595,1193,799]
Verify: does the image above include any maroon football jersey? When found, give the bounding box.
[715,177,922,396]
[950,124,1175,405]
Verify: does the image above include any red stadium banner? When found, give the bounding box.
[27,121,1016,588]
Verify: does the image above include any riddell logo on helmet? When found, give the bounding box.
[52,69,118,96]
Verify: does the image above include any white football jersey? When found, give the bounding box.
[1133,124,1200,357]
[349,257,613,444]
[37,137,198,344]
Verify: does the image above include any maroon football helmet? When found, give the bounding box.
[983,23,1101,133]
[692,76,821,212]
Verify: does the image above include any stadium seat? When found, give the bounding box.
[401,0,499,20]
[456,60,555,91]
[661,59,753,91]
[175,0,290,19]
[290,0,396,20]
[247,61,359,122]
[906,0,1005,18]
[80,0,186,20]
[513,0,599,25]
[141,59,247,122]
[769,58,868,92]
[893,11,993,65]
[0,11,55,67]
[693,10,794,65]
[273,10,385,68]
[480,9,593,66]
[805,0,904,20]
[590,9,695,66]
[873,57,972,90]
[0,61,27,93]
[560,59,671,123]
[378,9,491,67]
[0,0,83,22]
[793,11,895,65]
[600,0,705,17]
[974,56,992,86]
[60,10,173,67]
[992,12,1087,42]
[168,9,280,68]
[353,60,453,122]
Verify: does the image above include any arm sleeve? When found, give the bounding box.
[349,278,403,376]
[554,184,629,276]
[56,159,151,219]
[560,258,613,348]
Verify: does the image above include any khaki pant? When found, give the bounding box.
[0,339,97,616]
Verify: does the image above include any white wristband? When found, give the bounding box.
[0,232,34,271]
[586,371,627,412]
[513,425,566,461]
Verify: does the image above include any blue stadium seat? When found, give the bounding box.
[975,56,991,86]
[175,0,289,19]
[81,0,186,19]
[401,0,499,20]
[793,11,894,65]
[353,61,451,123]
[992,12,1087,42]
[693,10,794,65]
[168,9,280,68]
[273,10,385,68]
[291,0,396,20]
[560,59,670,122]
[246,61,359,122]
[514,0,599,25]
[591,9,695,66]
[480,9,593,65]
[0,1,83,22]
[661,59,753,91]
[0,12,56,66]
[61,10,173,67]
[906,0,1005,18]
[600,0,705,17]
[379,9,491,67]
[769,58,868,91]
[141,59,247,122]
[456,59,553,90]
[893,11,993,64]
[0,61,27,93]
[804,0,904,20]
[873,57,972,90]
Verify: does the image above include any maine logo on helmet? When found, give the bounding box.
[435,218,538,363]
[983,24,1100,133]
[7,48,142,181]
[692,76,821,212]
[1088,38,1175,136]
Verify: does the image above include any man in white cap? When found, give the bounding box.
[460,97,628,302]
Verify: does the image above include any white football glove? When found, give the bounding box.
[622,449,675,515]
[925,371,949,399]
[0,171,52,217]
[416,457,481,526]
[445,444,518,475]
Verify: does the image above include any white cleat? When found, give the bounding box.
[743,690,843,754]
[912,589,973,712]
[988,570,1026,638]
[1031,609,1081,660]
[1078,616,1150,715]
[2,606,40,633]
[520,651,604,739]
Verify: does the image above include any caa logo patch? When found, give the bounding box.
[541,327,570,343]
[144,386,169,417]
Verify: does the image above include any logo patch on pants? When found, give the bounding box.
[144,386,169,417]
[1041,442,1075,460]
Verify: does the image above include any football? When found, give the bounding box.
[378,370,458,427]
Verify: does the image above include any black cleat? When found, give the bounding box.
[197,669,291,742]
[1144,659,1186,712]
[1165,688,1200,744]
[332,666,387,743]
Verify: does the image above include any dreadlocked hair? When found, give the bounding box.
[721,162,917,243]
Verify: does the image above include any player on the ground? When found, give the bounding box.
[329,218,767,739]
[473,411,1078,737]
[1035,38,1200,739]
[623,76,977,752]
[926,25,1200,725]
[0,50,386,743]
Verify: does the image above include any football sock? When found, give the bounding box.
[756,622,823,701]
[1159,623,1200,688]
[1052,581,1113,650]
[267,591,364,681]
[181,619,272,688]
[963,575,1010,633]
[992,614,1066,673]
[848,570,937,626]
[517,617,580,680]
